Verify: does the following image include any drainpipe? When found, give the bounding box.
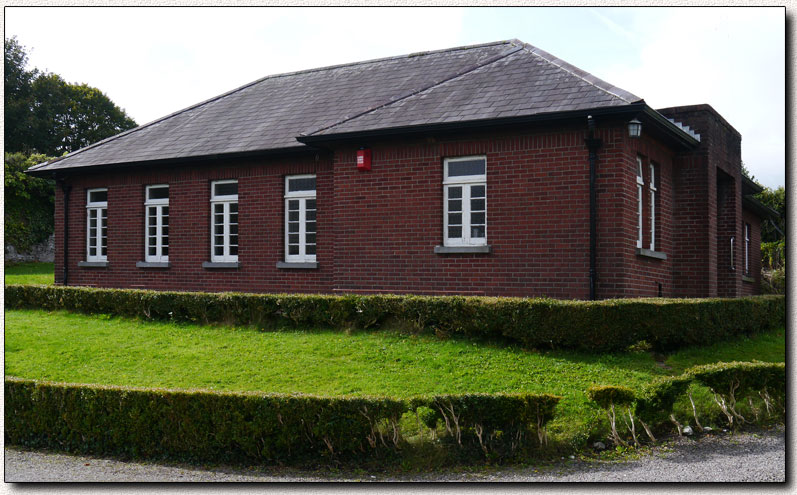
[58,179,72,285]
[585,116,602,300]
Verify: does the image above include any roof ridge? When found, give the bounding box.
[37,39,517,170]
[517,41,640,104]
[303,43,524,137]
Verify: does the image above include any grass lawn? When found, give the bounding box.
[4,262,54,285]
[5,309,786,448]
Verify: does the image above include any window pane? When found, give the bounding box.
[289,234,300,244]
[149,246,156,256]
[447,159,485,177]
[230,235,238,246]
[89,247,96,256]
[288,222,299,233]
[162,246,168,256]
[288,200,299,211]
[306,200,316,210]
[448,199,462,212]
[471,226,486,238]
[448,213,462,225]
[230,224,238,235]
[289,211,299,222]
[214,235,224,246]
[163,206,169,217]
[306,210,316,221]
[471,199,485,211]
[214,203,224,214]
[215,246,223,256]
[448,226,462,238]
[471,185,485,198]
[289,245,299,255]
[447,187,462,199]
[306,233,316,244]
[306,221,316,233]
[306,245,316,255]
[89,190,107,203]
[230,245,238,255]
[149,226,157,236]
[471,212,485,225]
[214,182,238,197]
[148,186,169,200]
[215,224,224,235]
[288,177,316,192]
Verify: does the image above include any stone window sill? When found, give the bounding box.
[434,245,492,254]
[276,262,318,269]
[636,248,667,260]
[78,261,109,268]
[136,261,170,268]
[742,275,755,283]
[202,261,240,269]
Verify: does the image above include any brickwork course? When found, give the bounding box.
[29,40,775,299]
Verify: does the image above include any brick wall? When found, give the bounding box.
[53,107,759,298]
[57,155,335,293]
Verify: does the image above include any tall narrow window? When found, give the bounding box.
[86,188,108,262]
[210,180,238,262]
[744,223,751,274]
[284,175,316,263]
[444,156,487,247]
[649,162,657,251]
[636,157,644,248]
[145,185,169,262]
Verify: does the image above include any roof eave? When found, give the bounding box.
[25,145,320,178]
[742,194,780,221]
[297,103,650,145]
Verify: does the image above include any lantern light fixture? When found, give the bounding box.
[628,118,642,138]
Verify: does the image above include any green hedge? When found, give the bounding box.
[4,377,560,464]
[4,285,785,352]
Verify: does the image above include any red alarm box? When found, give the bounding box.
[356,148,371,171]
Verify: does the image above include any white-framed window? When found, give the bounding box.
[86,188,108,262]
[210,180,238,262]
[649,162,657,251]
[145,185,169,262]
[744,223,751,274]
[443,156,487,247]
[636,156,644,249]
[284,175,316,263]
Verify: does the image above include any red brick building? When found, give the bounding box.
[28,40,773,299]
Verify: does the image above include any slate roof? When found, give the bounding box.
[30,39,645,174]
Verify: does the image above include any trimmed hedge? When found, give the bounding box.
[4,378,560,464]
[4,284,785,352]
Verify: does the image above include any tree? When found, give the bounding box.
[4,37,38,153]
[756,185,785,243]
[4,37,137,156]
[4,152,55,251]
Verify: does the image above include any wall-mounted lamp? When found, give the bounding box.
[628,118,642,138]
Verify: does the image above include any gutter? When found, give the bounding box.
[57,179,72,285]
[585,117,602,300]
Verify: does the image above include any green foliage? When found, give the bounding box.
[3,285,785,353]
[4,152,55,251]
[687,361,785,403]
[586,385,636,409]
[761,240,785,270]
[634,375,693,426]
[4,36,136,156]
[4,377,559,465]
[755,186,785,243]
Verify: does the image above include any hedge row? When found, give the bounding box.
[587,361,786,445]
[4,378,560,464]
[4,285,785,352]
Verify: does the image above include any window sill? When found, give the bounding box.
[276,261,318,269]
[742,275,755,283]
[434,245,492,254]
[202,261,240,269]
[78,261,109,268]
[137,261,170,268]
[636,248,667,260]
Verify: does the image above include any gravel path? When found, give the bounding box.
[5,426,786,482]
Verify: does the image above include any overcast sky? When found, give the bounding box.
[4,6,786,188]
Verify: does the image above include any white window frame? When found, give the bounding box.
[744,223,750,274]
[284,175,317,263]
[636,156,644,249]
[145,185,169,263]
[443,156,487,247]
[86,188,108,262]
[210,180,239,263]
[649,162,657,251]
